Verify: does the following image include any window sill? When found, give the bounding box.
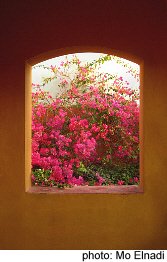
[27,185,143,194]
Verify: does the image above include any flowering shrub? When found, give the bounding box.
[32,54,140,187]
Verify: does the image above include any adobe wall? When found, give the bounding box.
[0,0,167,249]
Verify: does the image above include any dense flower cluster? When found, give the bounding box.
[32,54,140,187]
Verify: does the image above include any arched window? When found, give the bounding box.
[25,47,143,194]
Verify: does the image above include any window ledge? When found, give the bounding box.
[27,185,143,194]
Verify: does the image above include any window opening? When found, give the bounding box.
[31,52,140,190]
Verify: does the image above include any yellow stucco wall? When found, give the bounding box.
[0,0,167,249]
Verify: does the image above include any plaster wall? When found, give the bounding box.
[0,0,167,249]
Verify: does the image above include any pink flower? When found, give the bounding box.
[129,178,133,184]
[40,148,49,156]
[96,173,105,185]
[117,180,124,185]
[133,177,139,183]
[118,146,123,151]
[32,152,41,166]
[67,176,84,186]
[50,166,64,182]
[31,174,36,182]
[106,154,111,160]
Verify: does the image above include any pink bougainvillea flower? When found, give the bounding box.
[31,174,36,182]
[133,177,139,183]
[117,180,125,185]
[129,178,134,184]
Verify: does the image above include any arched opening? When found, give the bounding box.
[25,47,144,193]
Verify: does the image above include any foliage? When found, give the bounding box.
[32,54,140,187]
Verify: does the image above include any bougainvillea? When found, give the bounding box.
[32,54,140,187]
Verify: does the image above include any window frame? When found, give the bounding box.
[25,46,144,194]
